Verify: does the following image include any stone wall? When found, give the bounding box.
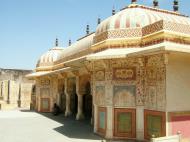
[0,68,34,110]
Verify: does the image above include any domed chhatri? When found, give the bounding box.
[36,38,64,69]
[27,1,190,142]
[96,4,190,35]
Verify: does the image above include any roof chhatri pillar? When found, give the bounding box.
[153,0,159,8]
[112,6,116,15]
[173,0,179,12]
[131,0,137,4]
[69,39,71,46]
[55,38,59,47]
[97,17,101,25]
[86,24,90,35]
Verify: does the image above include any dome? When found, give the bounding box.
[36,47,64,68]
[56,33,94,62]
[96,4,190,35]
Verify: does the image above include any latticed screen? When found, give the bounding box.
[117,112,132,133]
[147,115,162,137]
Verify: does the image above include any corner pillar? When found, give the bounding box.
[105,106,113,139]
[136,106,144,139]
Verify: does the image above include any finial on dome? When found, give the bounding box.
[112,6,116,15]
[69,39,71,46]
[173,0,179,12]
[97,17,101,25]
[86,24,90,35]
[153,0,159,8]
[55,38,59,47]
[131,0,137,4]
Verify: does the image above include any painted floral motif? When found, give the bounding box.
[113,68,136,80]
[113,85,136,107]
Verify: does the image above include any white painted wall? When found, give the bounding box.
[166,53,190,112]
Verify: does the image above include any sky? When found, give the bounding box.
[0,0,190,70]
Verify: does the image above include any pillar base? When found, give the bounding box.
[76,113,84,120]
[65,111,72,117]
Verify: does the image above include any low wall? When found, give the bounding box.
[151,135,181,142]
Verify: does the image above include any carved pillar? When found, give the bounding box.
[64,78,72,117]
[76,76,84,120]
[76,94,84,120]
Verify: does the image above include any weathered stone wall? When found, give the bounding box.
[36,78,51,112]
[0,68,33,83]
[0,68,34,110]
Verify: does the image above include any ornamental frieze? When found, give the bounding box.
[40,79,50,86]
[110,58,139,68]
[113,67,136,80]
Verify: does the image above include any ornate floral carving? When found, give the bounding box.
[40,79,50,86]
[113,85,136,107]
[113,68,136,80]
[95,70,105,81]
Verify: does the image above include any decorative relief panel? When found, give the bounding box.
[94,70,105,81]
[40,88,50,97]
[144,54,166,111]
[95,86,105,106]
[110,58,139,68]
[113,85,136,107]
[40,79,50,86]
[113,68,136,80]
[146,86,157,109]
[146,55,164,67]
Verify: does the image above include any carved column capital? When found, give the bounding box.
[72,70,79,76]
[163,53,169,65]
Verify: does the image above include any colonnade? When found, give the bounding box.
[63,75,90,120]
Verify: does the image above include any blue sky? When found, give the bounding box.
[0,0,190,70]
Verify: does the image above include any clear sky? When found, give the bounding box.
[0,0,190,70]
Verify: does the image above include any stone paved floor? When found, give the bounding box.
[0,110,147,142]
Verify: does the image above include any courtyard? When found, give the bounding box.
[0,110,102,142]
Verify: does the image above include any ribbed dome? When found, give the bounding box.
[96,4,190,35]
[36,47,64,68]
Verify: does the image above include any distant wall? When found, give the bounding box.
[0,68,35,110]
[0,68,33,83]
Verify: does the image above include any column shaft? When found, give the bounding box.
[76,94,84,120]
[64,78,72,117]
[76,76,84,120]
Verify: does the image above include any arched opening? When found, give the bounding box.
[83,81,92,119]
[70,83,78,116]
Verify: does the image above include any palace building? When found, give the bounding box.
[27,0,190,141]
